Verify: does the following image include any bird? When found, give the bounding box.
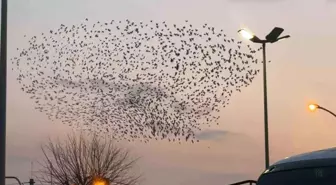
[11,18,262,144]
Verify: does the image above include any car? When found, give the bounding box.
[229,147,336,185]
[257,147,336,185]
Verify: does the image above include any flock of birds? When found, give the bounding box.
[11,19,262,143]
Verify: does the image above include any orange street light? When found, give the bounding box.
[308,104,336,118]
[93,177,110,185]
[308,104,318,112]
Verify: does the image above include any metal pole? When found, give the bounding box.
[262,42,270,169]
[318,106,336,118]
[0,0,8,184]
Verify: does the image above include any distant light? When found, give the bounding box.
[309,104,318,112]
[93,177,109,185]
[93,181,105,185]
[238,29,254,40]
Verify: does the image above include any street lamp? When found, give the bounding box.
[0,0,8,184]
[93,177,110,185]
[308,104,336,118]
[238,27,290,169]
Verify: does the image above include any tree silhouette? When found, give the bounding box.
[36,133,141,185]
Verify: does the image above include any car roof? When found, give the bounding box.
[262,147,336,174]
[273,147,336,165]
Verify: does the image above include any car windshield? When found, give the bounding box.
[257,166,336,185]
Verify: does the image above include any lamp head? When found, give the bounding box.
[265,27,284,42]
[238,29,263,43]
[308,104,319,112]
[238,27,289,44]
[238,29,254,40]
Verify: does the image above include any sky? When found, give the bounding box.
[4,0,336,184]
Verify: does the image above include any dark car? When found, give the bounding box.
[257,147,336,185]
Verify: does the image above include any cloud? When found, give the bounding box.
[195,130,231,141]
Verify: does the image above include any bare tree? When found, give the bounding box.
[36,133,141,185]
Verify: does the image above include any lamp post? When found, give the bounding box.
[1,0,8,184]
[308,104,336,118]
[238,27,290,169]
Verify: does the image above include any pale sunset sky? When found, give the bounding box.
[4,0,336,185]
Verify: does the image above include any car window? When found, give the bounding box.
[257,166,336,185]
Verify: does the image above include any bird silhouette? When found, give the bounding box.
[11,18,262,143]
